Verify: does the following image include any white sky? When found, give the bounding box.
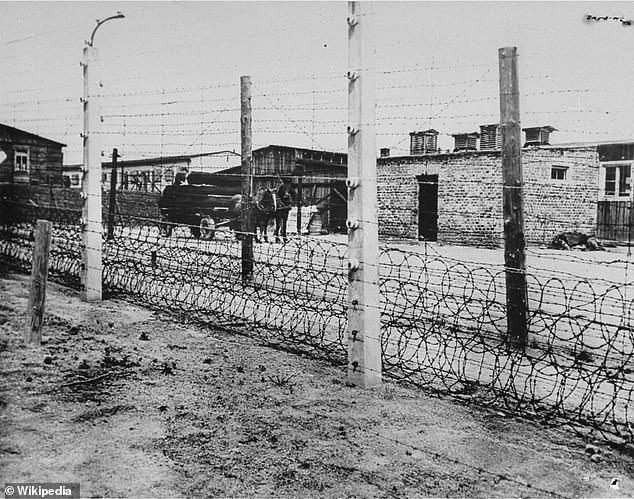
[1,1,633,164]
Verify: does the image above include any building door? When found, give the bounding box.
[417,174,438,241]
[329,182,347,233]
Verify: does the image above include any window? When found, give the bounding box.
[605,167,616,195]
[620,164,631,196]
[14,150,29,174]
[551,166,568,180]
[604,164,631,197]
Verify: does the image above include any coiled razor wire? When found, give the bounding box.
[0,204,632,445]
[0,202,82,288]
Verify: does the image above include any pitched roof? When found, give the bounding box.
[0,123,66,147]
[103,150,240,168]
[253,144,346,157]
[63,150,240,170]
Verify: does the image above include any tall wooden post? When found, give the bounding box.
[81,44,102,302]
[106,148,118,240]
[25,220,52,346]
[499,47,528,348]
[120,156,125,191]
[296,163,303,234]
[347,1,381,388]
[241,76,254,284]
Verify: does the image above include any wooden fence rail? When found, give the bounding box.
[597,200,632,243]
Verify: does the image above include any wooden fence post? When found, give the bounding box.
[499,46,528,348]
[347,1,382,388]
[241,75,254,284]
[107,148,119,240]
[296,163,303,234]
[25,220,52,346]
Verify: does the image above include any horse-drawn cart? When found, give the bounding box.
[158,173,241,239]
[158,171,297,242]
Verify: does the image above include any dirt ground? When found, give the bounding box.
[1,271,633,499]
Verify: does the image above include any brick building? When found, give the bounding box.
[0,123,65,186]
[376,128,626,247]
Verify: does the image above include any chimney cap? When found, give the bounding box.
[452,132,480,138]
[522,125,557,132]
[410,129,439,136]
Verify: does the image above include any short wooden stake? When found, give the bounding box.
[25,220,52,346]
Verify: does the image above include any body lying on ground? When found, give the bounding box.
[548,231,604,251]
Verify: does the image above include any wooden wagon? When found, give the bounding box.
[158,171,241,239]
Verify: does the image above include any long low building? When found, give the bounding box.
[63,150,241,192]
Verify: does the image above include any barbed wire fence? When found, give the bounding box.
[0,4,633,455]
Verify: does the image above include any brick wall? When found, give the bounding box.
[378,156,442,240]
[439,152,503,247]
[377,146,599,247]
[523,147,598,245]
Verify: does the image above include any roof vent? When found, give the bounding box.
[452,132,479,152]
[410,129,439,155]
[523,125,556,147]
[479,124,501,151]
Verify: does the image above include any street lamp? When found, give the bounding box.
[80,12,124,302]
[87,12,125,47]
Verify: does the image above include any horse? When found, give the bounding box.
[252,188,277,242]
[273,182,294,243]
[232,185,294,243]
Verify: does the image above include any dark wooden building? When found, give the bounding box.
[0,123,66,186]
[252,145,348,233]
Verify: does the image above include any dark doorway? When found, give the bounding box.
[329,183,347,233]
[417,174,438,241]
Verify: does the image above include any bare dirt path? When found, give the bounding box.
[1,271,633,498]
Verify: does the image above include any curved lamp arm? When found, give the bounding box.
[88,12,125,46]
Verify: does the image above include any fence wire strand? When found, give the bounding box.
[1,193,632,445]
